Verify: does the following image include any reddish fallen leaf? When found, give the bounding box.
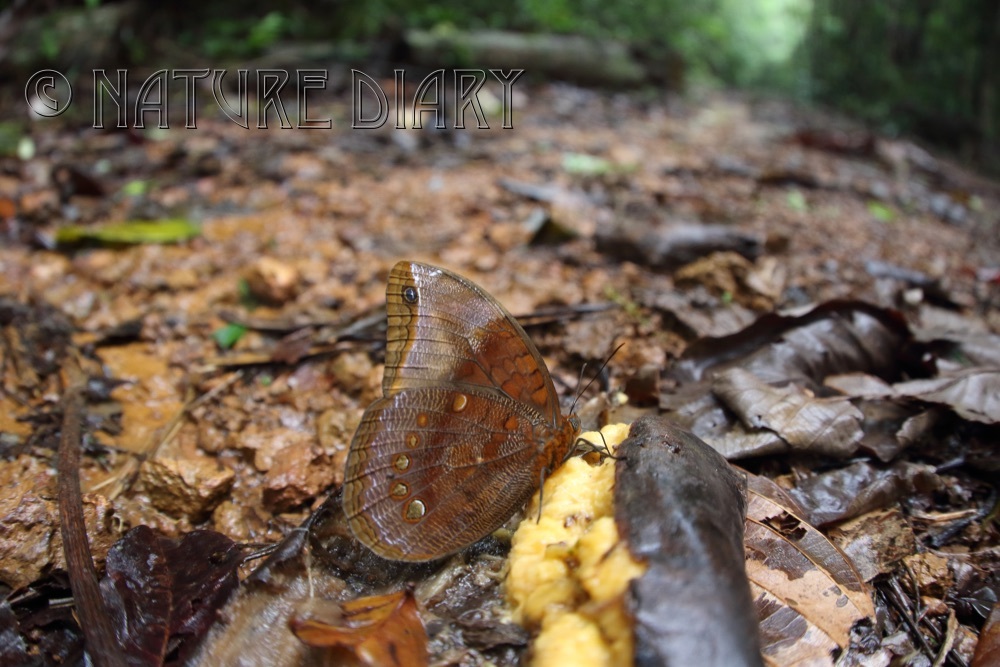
[289,590,428,667]
[0,196,16,220]
[789,128,876,156]
[971,602,1000,667]
[100,526,242,666]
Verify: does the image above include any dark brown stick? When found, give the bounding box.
[58,384,126,667]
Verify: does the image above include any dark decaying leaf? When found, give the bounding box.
[744,474,876,665]
[101,528,171,665]
[52,164,107,199]
[613,415,763,667]
[826,509,917,583]
[852,398,935,462]
[597,220,762,270]
[0,600,30,667]
[289,590,428,667]
[922,332,1000,368]
[0,296,74,396]
[712,367,864,456]
[826,366,1000,426]
[787,460,941,527]
[863,259,958,307]
[667,300,914,386]
[100,525,242,665]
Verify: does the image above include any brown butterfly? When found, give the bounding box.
[343,261,581,561]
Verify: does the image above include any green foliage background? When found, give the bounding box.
[15,0,1000,169]
[802,0,999,168]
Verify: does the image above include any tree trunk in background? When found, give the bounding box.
[977,0,1000,170]
[404,29,647,88]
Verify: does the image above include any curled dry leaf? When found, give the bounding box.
[712,367,864,456]
[891,368,1000,424]
[244,257,301,306]
[674,251,779,310]
[289,590,428,667]
[744,474,875,665]
[662,300,917,460]
[613,416,763,667]
[667,300,914,386]
[826,509,917,583]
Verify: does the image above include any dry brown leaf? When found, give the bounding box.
[289,590,428,667]
[712,367,864,456]
[744,474,875,664]
[892,368,1000,424]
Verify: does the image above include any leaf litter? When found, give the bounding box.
[0,82,998,665]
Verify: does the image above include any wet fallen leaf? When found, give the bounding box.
[100,526,242,665]
[667,300,914,386]
[787,460,941,527]
[614,416,763,667]
[662,300,919,459]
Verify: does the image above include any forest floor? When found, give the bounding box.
[1,81,998,665]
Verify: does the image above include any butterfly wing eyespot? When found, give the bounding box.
[343,261,581,562]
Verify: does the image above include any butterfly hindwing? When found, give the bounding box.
[343,386,540,561]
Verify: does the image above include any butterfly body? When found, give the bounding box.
[343,261,580,562]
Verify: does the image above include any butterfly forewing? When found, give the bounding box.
[382,262,562,425]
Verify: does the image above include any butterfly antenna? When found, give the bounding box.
[536,468,547,523]
[305,542,314,598]
[569,342,625,415]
